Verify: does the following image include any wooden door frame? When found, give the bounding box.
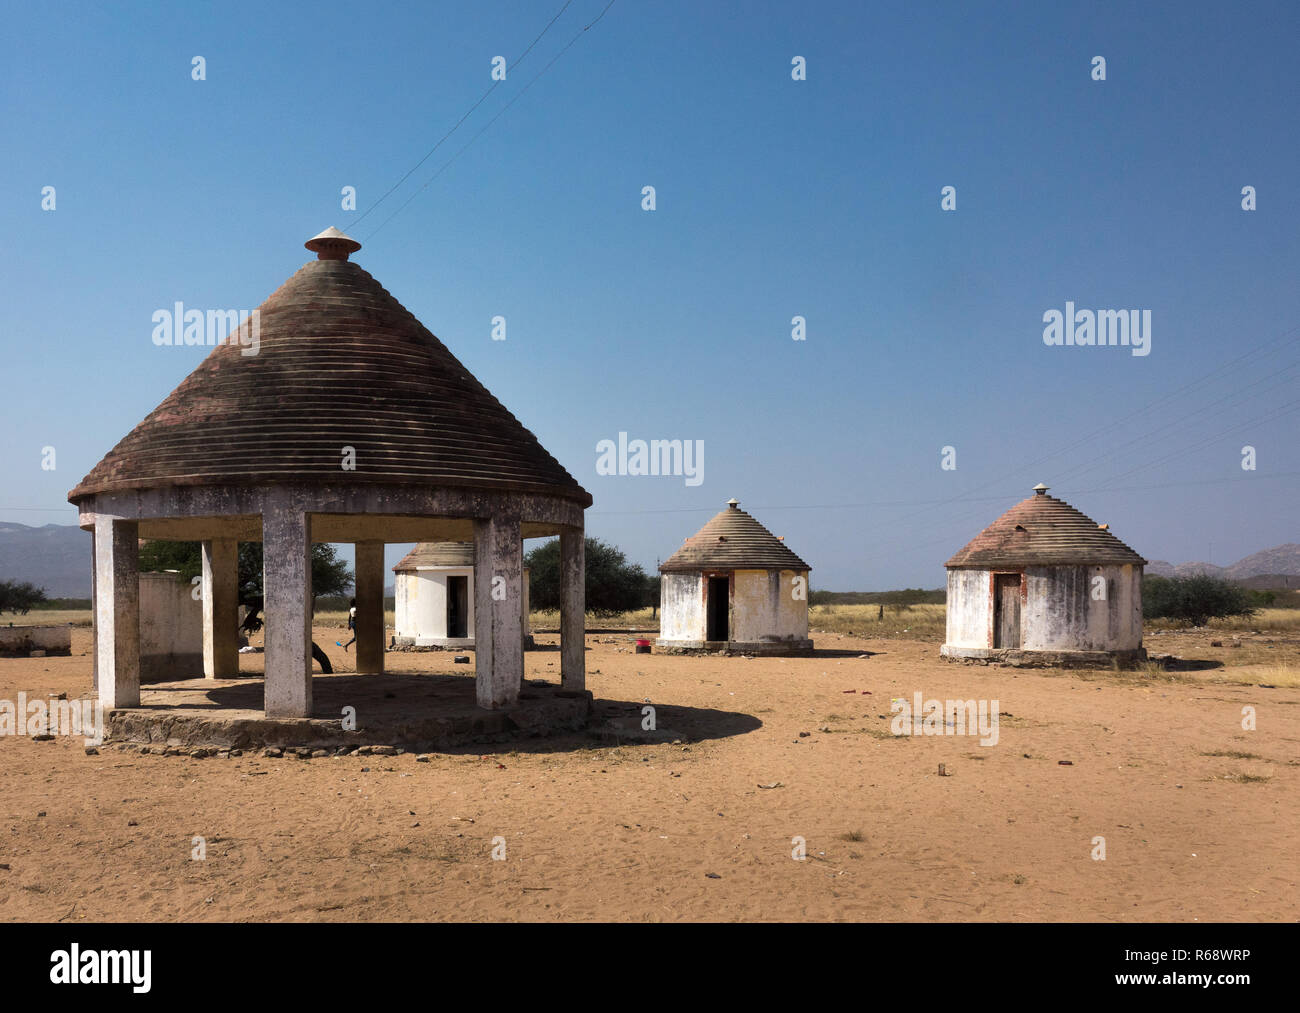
[988,570,1025,648]
[704,572,732,642]
[446,574,469,639]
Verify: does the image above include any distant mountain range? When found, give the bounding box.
[0,522,90,598]
[1145,543,1300,583]
[2,523,1298,598]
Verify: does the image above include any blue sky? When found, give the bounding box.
[3,0,1297,590]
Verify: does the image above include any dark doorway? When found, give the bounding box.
[993,573,1021,648]
[447,575,469,639]
[706,577,729,642]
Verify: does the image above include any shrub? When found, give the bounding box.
[1143,574,1257,627]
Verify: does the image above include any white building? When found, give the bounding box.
[941,484,1146,666]
[656,499,812,655]
[393,542,531,649]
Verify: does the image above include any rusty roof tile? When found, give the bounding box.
[69,233,590,506]
[946,486,1146,568]
[659,499,810,573]
[393,542,476,570]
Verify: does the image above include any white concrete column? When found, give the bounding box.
[89,530,98,692]
[354,541,385,674]
[560,527,585,692]
[201,538,240,679]
[521,568,531,646]
[263,497,312,718]
[94,519,140,708]
[473,515,522,709]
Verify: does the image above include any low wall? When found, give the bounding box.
[139,572,203,682]
[0,625,73,657]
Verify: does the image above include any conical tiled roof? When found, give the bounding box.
[69,230,590,505]
[393,542,475,571]
[946,486,1146,568]
[660,499,810,573]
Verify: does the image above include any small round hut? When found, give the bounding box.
[656,498,812,655]
[941,484,1146,666]
[392,542,531,648]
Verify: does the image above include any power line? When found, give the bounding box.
[1046,359,1300,487]
[349,0,577,231]
[1092,398,1300,492]
[860,469,1300,564]
[587,469,1300,519]
[870,321,1300,537]
[359,0,619,242]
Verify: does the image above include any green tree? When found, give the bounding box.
[525,537,649,617]
[644,572,661,618]
[138,540,354,611]
[1143,574,1257,627]
[0,579,48,615]
[135,541,204,583]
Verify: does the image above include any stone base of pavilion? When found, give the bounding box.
[389,635,536,651]
[654,638,814,657]
[103,671,592,753]
[940,645,1148,668]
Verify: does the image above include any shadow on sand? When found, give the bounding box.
[116,670,762,755]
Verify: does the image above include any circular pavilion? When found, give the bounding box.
[941,484,1146,666]
[392,541,532,649]
[656,498,812,655]
[69,227,590,719]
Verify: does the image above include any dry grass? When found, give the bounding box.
[1148,608,1300,634]
[1144,663,1299,689]
[1213,665,1300,688]
[809,602,946,641]
[4,609,91,627]
[18,602,1300,665]
[315,609,395,630]
[529,607,658,631]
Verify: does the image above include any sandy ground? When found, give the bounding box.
[0,627,1295,922]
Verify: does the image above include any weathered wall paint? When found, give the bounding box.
[732,569,809,642]
[946,564,1142,652]
[661,568,808,644]
[945,568,991,648]
[659,572,704,640]
[1023,564,1141,650]
[0,625,72,655]
[395,566,530,644]
[139,571,202,681]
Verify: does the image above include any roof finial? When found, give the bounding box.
[1033,483,1049,496]
[727,497,739,509]
[305,226,362,261]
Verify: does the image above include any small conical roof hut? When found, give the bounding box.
[656,499,812,655]
[941,484,1147,667]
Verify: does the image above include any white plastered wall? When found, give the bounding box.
[732,569,808,642]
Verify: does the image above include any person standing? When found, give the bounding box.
[337,598,358,652]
